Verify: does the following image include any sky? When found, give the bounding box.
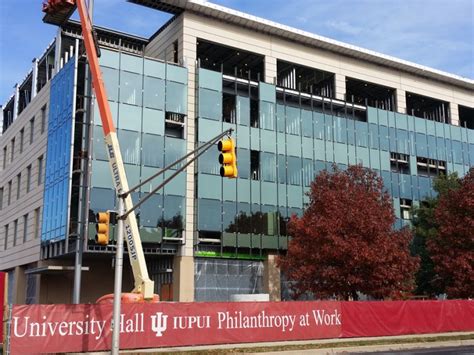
[1,0,473,105]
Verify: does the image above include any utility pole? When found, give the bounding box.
[112,197,125,355]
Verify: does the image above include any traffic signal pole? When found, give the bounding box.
[112,197,125,355]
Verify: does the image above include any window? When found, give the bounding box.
[26,165,32,193]
[7,181,12,205]
[37,156,43,185]
[10,138,15,162]
[416,157,446,177]
[400,199,412,220]
[20,128,24,153]
[4,224,8,250]
[23,214,28,243]
[41,105,47,133]
[2,146,6,169]
[250,99,259,128]
[390,152,410,174]
[250,150,260,180]
[0,188,3,210]
[34,207,41,239]
[261,152,276,182]
[165,112,185,139]
[173,40,178,63]
[30,117,35,144]
[223,93,236,123]
[16,173,21,200]
[13,219,18,246]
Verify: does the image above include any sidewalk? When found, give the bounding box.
[114,332,473,354]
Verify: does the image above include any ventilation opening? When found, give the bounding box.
[197,39,264,82]
[400,198,412,220]
[459,105,474,129]
[416,157,446,177]
[165,112,185,138]
[390,152,410,174]
[346,77,396,111]
[251,150,260,181]
[406,92,449,123]
[277,60,335,98]
[223,93,236,123]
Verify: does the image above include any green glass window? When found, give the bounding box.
[314,112,324,140]
[164,137,186,169]
[277,104,285,133]
[287,156,302,186]
[301,110,312,138]
[140,193,163,228]
[286,106,300,135]
[142,108,164,135]
[161,195,184,230]
[199,144,219,175]
[302,158,314,187]
[278,154,286,184]
[355,121,368,147]
[118,129,141,165]
[237,96,250,126]
[237,148,250,179]
[198,198,221,231]
[119,103,142,132]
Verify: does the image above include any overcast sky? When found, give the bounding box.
[1,0,473,104]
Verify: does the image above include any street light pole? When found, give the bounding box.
[112,197,124,355]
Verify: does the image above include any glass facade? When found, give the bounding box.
[196,68,474,247]
[89,49,188,243]
[41,57,76,242]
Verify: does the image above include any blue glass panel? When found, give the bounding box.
[261,130,276,153]
[301,109,313,138]
[399,174,412,199]
[416,133,428,157]
[379,125,389,151]
[278,155,286,184]
[355,121,368,147]
[166,63,187,84]
[277,104,285,133]
[198,198,221,231]
[302,158,313,187]
[261,152,276,182]
[451,140,463,164]
[286,106,300,135]
[143,76,165,110]
[142,133,164,168]
[140,193,163,228]
[237,148,250,179]
[99,49,120,69]
[334,116,346,143]
[287,156,302,186]
[198,68,222,91]
[286,135,301,157]
[166,81,187,114]
[418,176,431,200]
[198,143,219,174]
[313,112,324,140]
[120,71,142,106]
[259,82,276,103]
[144,58,165,79]
[118,129,141,165]
[427,135,437,159]
[199,88,221,120]
[119,103,142,131]
[198,174,221,199]
[237,96,250,126]
[100,66,119,102]
[164,137,186,169]
[260,101,275,130]
[142,108,164,135]
[120,53,143,74]
[42,57,75,242]
[198,118,221,142]
[369,124,379,149]
[381,171,392,195]
[325,114,333,141]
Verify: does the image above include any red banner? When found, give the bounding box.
[9,300,473,354]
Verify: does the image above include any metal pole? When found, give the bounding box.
[112,197,124,355]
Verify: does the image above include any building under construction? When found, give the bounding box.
[1,0,473,304]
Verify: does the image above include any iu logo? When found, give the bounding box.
[151,312,168,337]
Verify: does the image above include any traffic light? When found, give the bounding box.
[218,138,237,178]
[95,211,110,245]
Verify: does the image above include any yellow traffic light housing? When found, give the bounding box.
[218,138,238,178]
[95,211,110,245]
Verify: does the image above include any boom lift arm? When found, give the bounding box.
[43,0,154,299]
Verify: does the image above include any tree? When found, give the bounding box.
[427,167,474,298]
[411,172,461,297]
[278,165,419,300]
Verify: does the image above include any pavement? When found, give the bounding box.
[113,332,474,354]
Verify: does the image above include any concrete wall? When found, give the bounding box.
[0,82,50,271]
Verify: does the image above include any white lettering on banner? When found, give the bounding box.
[13,315,106,340]
[150,312,168,337]
[312,309,342,326]
[173,315,211,329]
[217,311,297,332]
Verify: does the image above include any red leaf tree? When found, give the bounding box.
[428,167,474,298]
[278,165,419,300]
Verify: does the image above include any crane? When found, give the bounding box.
[42,0,238,304]
[43,0,156,301]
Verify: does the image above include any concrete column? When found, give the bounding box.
[13,84,19,121]
[396,89,407,114]
[263,253,281,301]
[450,103,459,126]
[265,55,277,85]
[172,256,194,302]
[334,73,346,101]
[32,58,39,99]
[11,266,27,304]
